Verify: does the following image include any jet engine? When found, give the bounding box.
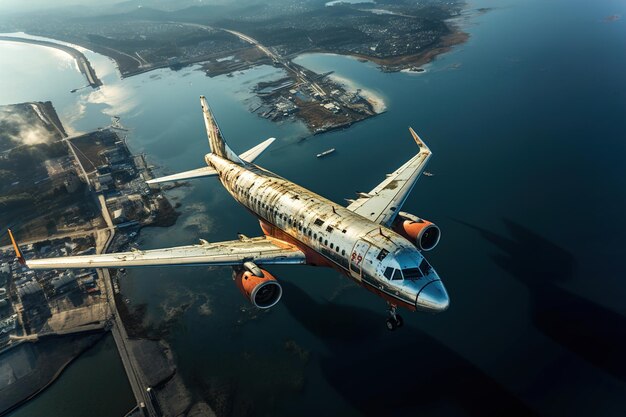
[392,212,441,251]
[234,264,282,309]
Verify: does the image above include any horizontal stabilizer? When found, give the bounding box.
[146,138,275,184]
[240,137,275,163]
[146,166,217,184]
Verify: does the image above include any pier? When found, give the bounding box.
[0,36,102,88]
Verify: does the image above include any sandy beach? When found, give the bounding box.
[328,73,387,113]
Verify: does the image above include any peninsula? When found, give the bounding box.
[0,36,102,89]
[0,0,467,135]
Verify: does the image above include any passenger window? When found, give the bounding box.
[341,249,345,256]
[314,233,317,239]
[330,243,334,249]
[336,246,340,253]
[324,240,328,246]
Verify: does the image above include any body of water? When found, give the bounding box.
[1,0,625,415]
[7,334,134,417]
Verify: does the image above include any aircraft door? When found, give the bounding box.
[349,240,370,281]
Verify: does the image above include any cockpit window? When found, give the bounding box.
[384,267,393,280]
[402,268,423,280]
[376,249,389,261]
[419,259,432,276]
[385,267,403,280]
[392,269,403,280]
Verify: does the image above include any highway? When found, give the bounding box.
[221,28,279,62]
[221,28,327,96]
[96,198,158,416]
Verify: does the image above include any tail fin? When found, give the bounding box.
[7,229,26,265]
[200,96,243,163]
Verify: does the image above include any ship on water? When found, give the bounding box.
[316,148,336,158]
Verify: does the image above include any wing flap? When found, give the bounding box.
[24,236,305,270]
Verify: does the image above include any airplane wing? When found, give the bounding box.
[13,234,305,270]
[346,128,432,227]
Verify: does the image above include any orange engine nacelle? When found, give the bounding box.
[392,212,441,251]
[234,268,282,309]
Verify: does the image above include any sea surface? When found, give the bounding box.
[1,0,626,415]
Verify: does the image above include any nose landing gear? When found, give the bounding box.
[386,304,404,331]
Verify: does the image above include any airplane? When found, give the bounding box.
[8,96,449,331]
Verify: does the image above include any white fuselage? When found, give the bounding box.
[207,153,449,312]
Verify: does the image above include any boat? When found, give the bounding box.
[423,171,434,177]
[316,148,336,158]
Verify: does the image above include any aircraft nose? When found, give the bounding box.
[416,280,449,312]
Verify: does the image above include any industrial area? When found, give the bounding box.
[0,101,189,416]
[215,28,381,134]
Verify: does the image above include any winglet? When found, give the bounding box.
[7,229,25,265]
[409,127,431,154]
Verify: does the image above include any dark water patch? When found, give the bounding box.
[457,218,626,384]
[281,281,539,417]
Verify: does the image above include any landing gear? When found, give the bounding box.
[385,304,403,331]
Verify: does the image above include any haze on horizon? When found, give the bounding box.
[0,0,259,15]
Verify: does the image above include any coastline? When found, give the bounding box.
[346,26,469,72]
[326,73,387,113]
[0,332,106,416]
[0,35,102,88]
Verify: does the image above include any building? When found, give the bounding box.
[51,271,78,293]
[17,280,45,308]
[64,170,83,193]
[0,263,9,286]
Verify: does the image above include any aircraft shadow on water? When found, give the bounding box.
[457,218,626,384]
[280,281,539,417]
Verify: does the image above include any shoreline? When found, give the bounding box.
[326,73,387,114]
[0,332,107,417]
[345,26,469,72]
[0,35,102,88]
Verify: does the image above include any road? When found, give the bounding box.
[220,28,327,96]
[96,197,158,416]
[221,28,279,62]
